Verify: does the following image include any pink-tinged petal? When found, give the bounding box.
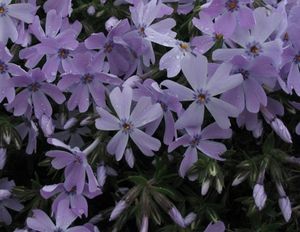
[168,134,191,152]
[179,147,198,177]
[46,151,74,169]
[243,78,267,113]
[221,85,245,114]
[95,107,120,131]
[32,91,52,118]
[238,6,255,29]
[159,47,182,78]
[109,86,132,120]
[56,199,77,229]
[7,3,36,23]
[130,98,163,128]
[197,140,226,160]
[107,131,128,160]
[0,16,18,44]
[181,54,208,91]
[130,129,161,156]
[175,101,205,129]
[191,35,214,54]
[45,9,62,37]
[41,84,65,104]
[251,8,281,43]
[192,12,214,35]
[287,63,300,96]
[84,33,106,50]
[201,123,232,140]
[26,210,55,231]
[212,48,244,62]
[215,11,236,37]
[206,97,239,129]
[161,80,194,101]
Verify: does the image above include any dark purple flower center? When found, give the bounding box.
[226,0,239,12]
[158,101,168,112]
[0,60,8,74]
[138,27,146,37]
[195,90,210,104]
[246,42,262,57]
[28,82,41,92]
[54,228,64,232]
[283,32,289,42]
[104,42,113,53]
[190,135,201,147]
[121,120,133,134]
[294,54,300,64]
[58,48,70,59]
[82,73,94,84]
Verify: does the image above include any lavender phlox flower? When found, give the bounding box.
[95,86,163,161]
[162,54,243,129]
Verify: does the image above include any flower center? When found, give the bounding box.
[226,0,239,12]
[121,120,133,134]
[54,228,64,232]
[246,42,262,57]
[195,90,210,104]
[0,61,8,74]
[180,42,189,50]
[139,27,146,37]
[294,54,300,64]
[29,82,41,92]
[283,32,289,41]
[58,48,69,59]
[104,42,113,53]
[190,135,201,147]
[82,74,94,84]
[0,5,7,15]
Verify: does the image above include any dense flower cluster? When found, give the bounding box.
[1,0,300,231]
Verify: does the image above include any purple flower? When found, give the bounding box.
[58,52,122,113]
[202,0,255,36]
[0,178,23,225]
[95,86,163,160]
[19,9,80,81]
[0,42,26,104]
[124,0,176,66]
[222,55,277,113]
[162,55,243,129]
[40,183,101,218]
[0,0,36,44]
[191,12,232,54]
[46,138,99,194]
[85,19,134,76]
[109,200,127,221]
[213,8,283,67]
[168,123,232,177]
[276,183,292,222]
[204,221,225,232]
[43,0,73,17]
[26,199,90,232]
[8,69,65,119]
[135,79,182,145]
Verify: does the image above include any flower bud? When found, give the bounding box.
[232,173,249,186]
[270,118,292,143]
[253,184,267,210]
[105,17,120,32]
[168,207,186,228]
[109,200,127,221]
[39,115,54,137]
[201,179,210,196]
[215,179,223,194]
[63,117,78,130]
[140,215,149,232]
[184,212,196,226]
[125,148,134,168]
[87,5,96,15]
[278,196,292,222]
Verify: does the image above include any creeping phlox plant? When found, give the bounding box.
[1,0,300,231]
